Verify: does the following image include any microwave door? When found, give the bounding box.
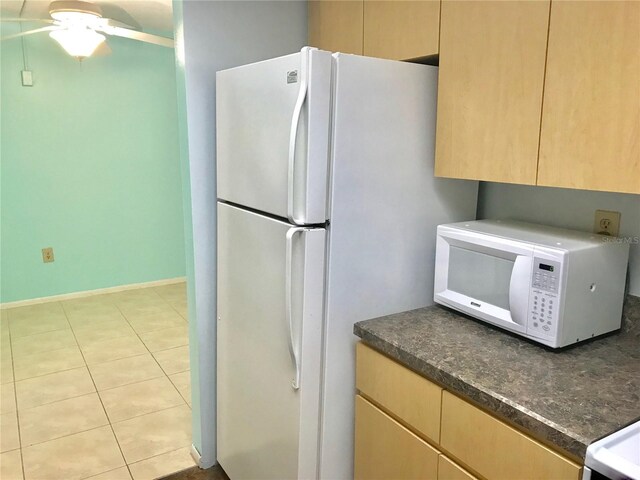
[434,231,532,334]
[509,256,533,327]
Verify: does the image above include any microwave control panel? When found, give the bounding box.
[528,258,562,338]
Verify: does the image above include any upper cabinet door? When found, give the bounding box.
[537,1,640,194]
[434,0,550,184]
[363,0,440,60]
[308,1,364,55]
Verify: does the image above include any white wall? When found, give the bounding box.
[477,183,640,295]
[175,0,307,468]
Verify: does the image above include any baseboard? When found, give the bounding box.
[0,277,187,309]
[190,444,202,467]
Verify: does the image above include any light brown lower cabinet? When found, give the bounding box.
[354,395,439,480]
[356,342,442,443]
[355,343,583,480]
[440,391,582,480]
[438,455,477,480]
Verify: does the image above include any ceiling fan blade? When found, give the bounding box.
[92,41,112,57]
[102,17,139,30]
[98,5,141,31]
[98,26,173,48]
[1,25,60,41]
[0,18,55,24]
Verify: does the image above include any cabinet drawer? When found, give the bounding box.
[355,395,439,480]
[356,343,442,442]
[438,455,477,480]
[441,391,581,480]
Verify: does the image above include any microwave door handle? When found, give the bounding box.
[509,256,532,326]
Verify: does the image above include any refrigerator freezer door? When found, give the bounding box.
[217,48,332,225]
[217,202,326,480]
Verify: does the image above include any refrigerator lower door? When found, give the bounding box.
[216,47,332,225]
[217,202,326,480]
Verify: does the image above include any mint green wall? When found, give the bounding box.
[0,24,185,303]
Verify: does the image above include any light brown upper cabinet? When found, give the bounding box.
[363,0,441,60]
[434,0,551,184]
[308,1,364,55]
[537,1,640,194]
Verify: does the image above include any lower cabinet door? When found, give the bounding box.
[355,395,439,480]
[438,455,478,480]
[356,343,442,444]
[440,391,582,480]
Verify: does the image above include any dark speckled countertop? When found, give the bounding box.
[354,295,640,461]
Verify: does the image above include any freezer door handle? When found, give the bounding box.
[287,49,309,226]
[286,226,305,390]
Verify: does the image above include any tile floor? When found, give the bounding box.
[0,282,195,480]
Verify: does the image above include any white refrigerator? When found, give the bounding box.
[216,47,478,480]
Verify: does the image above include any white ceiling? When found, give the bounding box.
[1,0,174,33]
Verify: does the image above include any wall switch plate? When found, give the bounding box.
[42,247,54,263]
[21,70,33,87]
[594,210,621,237]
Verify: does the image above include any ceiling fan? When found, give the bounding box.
[1,0,174,60]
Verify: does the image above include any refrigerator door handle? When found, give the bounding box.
[287,49,309,225]
[286,226,305,390]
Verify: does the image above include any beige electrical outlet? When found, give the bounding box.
[594,210,621,237]
[42,247,54,263]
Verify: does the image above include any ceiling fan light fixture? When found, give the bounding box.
[49,1,102,20]
[49,27,105,59]
[50,10,100,26]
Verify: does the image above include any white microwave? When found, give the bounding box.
[434,220,630,348]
